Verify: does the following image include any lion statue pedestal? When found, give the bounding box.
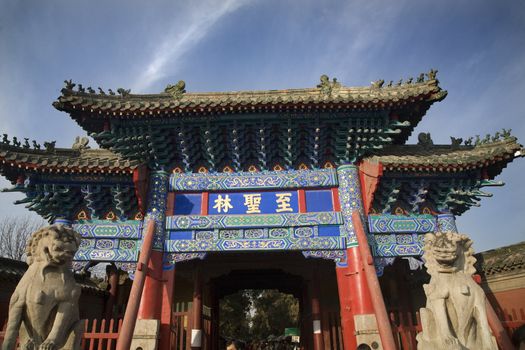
[2,225,84,350]
[416,232,498,350]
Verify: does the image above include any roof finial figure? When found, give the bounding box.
[427,68,438,81]
[371,79,384,89]
[12,137,21,147]
[97,87,106,95]
[72,136,90,150]
[44,141,56,152]
[491,132,501,142]
[317,75,341,96]
[417,73,425,83]
[474,135,481,145]
[63,79,75,90]
[450,136,463,148]
[117,88,131,97]
[165,80,186,99]
[417,132,433,147]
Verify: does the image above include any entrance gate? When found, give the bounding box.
[3,74,519,349]
[161,167,354,349]
[169,252,343,349]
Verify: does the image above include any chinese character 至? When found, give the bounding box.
[213,194,233,213]
[275,193,293,212]
[243,193,262,214]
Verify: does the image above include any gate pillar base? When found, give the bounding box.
[355,314,383,349]
[131,319,160,350]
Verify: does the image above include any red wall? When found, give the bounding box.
[487,287,525,320]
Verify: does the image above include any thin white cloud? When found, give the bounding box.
[133,0,253,92]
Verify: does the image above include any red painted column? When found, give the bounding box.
[191,264,203,349]
[347,247,374,314]
[335,267,354,349]
[116,220,156,350]
[353,211,397,350]
[336,245,376,350]
[311,264,325,350]
[158,265,176,350]
[137,250,164,319]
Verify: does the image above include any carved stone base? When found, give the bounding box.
[355,314,382,349]
[130,319,160,350]
[18,320,84,350]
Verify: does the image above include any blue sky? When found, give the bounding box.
[0,0,523,251]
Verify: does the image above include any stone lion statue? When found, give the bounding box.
[2,225,83,350]
[416,232,498,350]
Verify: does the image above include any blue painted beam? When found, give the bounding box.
[169,169,338,191]
[367,214,436,233]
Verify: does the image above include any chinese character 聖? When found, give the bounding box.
[275,193,293,212]
[243,193,262,214]
[213,194,233,213]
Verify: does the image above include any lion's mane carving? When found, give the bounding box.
[2,225,83,350]
[416,232,497,350]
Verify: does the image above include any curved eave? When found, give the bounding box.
[366,138,523,177]
[0,145,139,183]
[53,80,447,134]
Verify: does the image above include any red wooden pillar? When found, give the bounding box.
[137,250,164,319]
[336,245,375,350]
[158,265,176,350]
[353,211,397,350]
[116,220,156,350]
[311,264,325,350]
[191,264,203,349]
[104,264,119,320]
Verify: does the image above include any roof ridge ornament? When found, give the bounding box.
[72,136,90,150]
[417,132,433,148]
[450,137,463,149]
[44,141,56,153]
[371,79,384,89]
[165,80,186,99]
[61,79,76,95]
[426,68,438,81]
[465,129,514,146]
[378,70,438,90]
[1,134,44,150]
[317,75,341,96]
[117,88,131,97]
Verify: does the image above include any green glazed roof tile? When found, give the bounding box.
[53,78,447,122]
[367,138,523,172]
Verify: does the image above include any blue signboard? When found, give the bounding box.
[208,191,298,215]
[305,189,333,212]
[174,193,202,215]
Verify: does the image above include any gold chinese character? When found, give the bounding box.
[276,193,293,212]
[213,194,233,213]
[243,193,262,214]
